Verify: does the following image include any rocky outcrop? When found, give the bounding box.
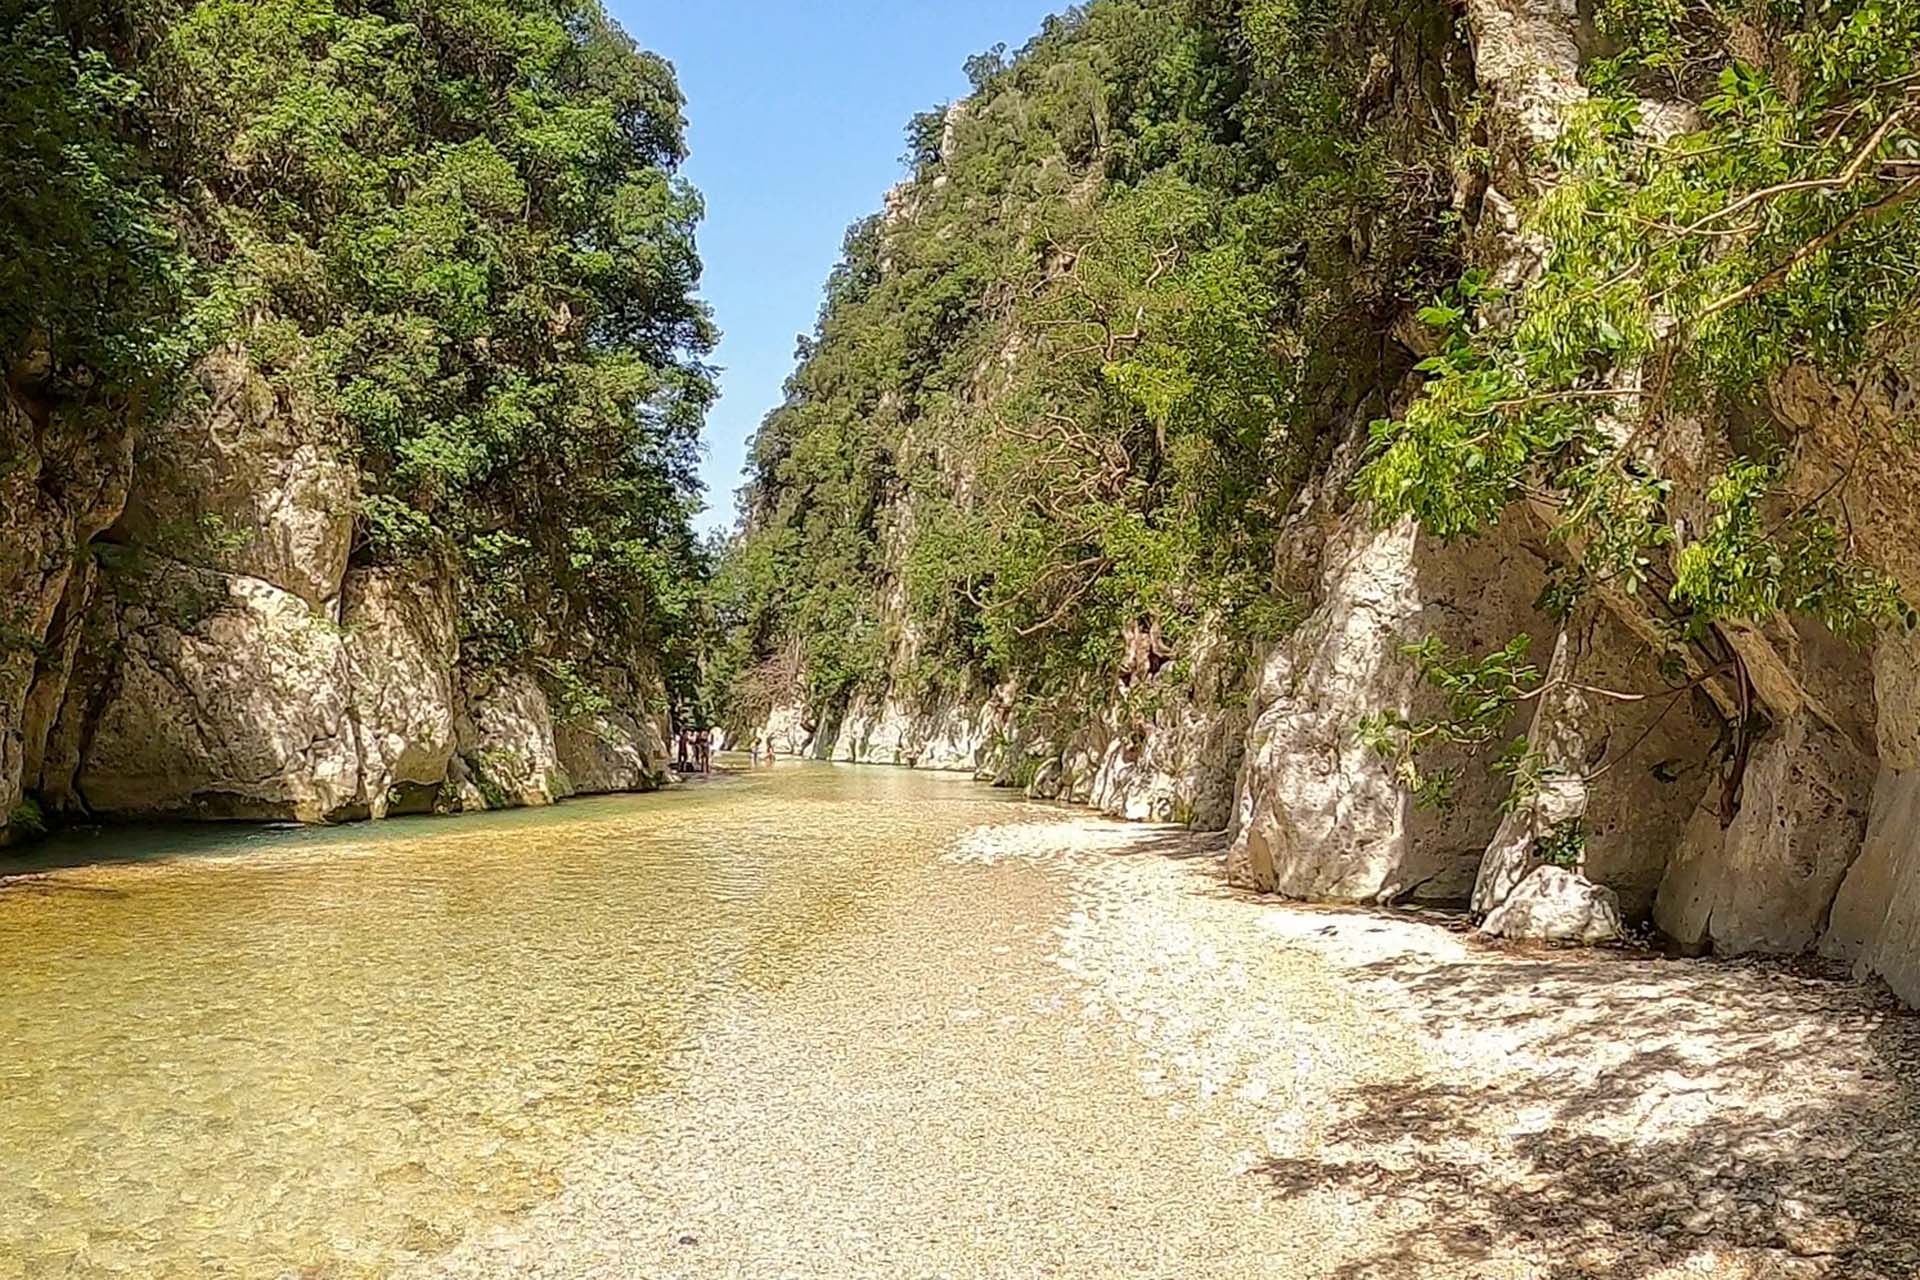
[43,568,362,822]
[1227,469,1554,903]
[449,671,568,812]
[555,709,671,796]
[1474,603,1722,922]
[112,345,356,610]
[2,344,673,841]
[1656,714,1876,955]
[342,565,459,820]
[1822,629,1920,999]
[2,370,136,845]
[767,633,1247,829]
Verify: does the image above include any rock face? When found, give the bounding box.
[1656,715,1876,955]
[2,371,136,845]
[45,569,363,822]
[1227,467,1554,904]
[1822,630,1920,1000]
[555,710,671,797]
[1481,866,1627,945]
[767,636,1247,829]
[450,671,568,812]
[113,345,357,610]
[0,345,672,843]
[342,566,459,820]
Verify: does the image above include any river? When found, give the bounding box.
[7,761,1916,1279]
[0,763,1308,1279]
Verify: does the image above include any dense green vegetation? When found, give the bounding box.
[716,0,1473,727]
[0,2,182,412]
[716,0,1920,802]
[1359,0,1920,799]
[2,0,714,706]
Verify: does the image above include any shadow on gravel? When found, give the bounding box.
[1255,955,1920,1280]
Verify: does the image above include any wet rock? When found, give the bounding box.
[1480,866,1626,945]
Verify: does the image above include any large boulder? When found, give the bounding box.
[1481,865,1627,944]
[43,567,362,822]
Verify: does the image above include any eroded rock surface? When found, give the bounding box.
[50,568,361,823]
[343,565,459,820]
[1481,865,1627,944]
[1228,498,1552,904]
[452,672,569,812]
[2,344,672,839]
[556,710,671,797]
[1,378,135,844]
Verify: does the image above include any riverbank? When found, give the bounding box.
[411,802,1920,1280]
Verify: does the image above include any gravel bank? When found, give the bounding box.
[413,810,1920,1279]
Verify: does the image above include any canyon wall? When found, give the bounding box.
[738,0,1920,1009]
[1,348,671,845]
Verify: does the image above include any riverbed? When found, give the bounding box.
[3,763,1917,1279]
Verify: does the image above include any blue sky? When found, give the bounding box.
[614,1,1064,535]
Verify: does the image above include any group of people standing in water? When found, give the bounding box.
[675,727,714,774]
[673,724,780,773]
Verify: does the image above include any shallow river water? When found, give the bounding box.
[3,764,1075,1278]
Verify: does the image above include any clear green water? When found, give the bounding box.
[0,763,1021,1279]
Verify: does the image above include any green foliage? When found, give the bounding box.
[1360,0,1920,640]
[1673,460,1912,638]
[0,1,184,400]
[721,0,1471,726]
[154,0,711,698]
[1534,816,1586,870]
[1360,636,1544,810]
[7,795,48,838]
